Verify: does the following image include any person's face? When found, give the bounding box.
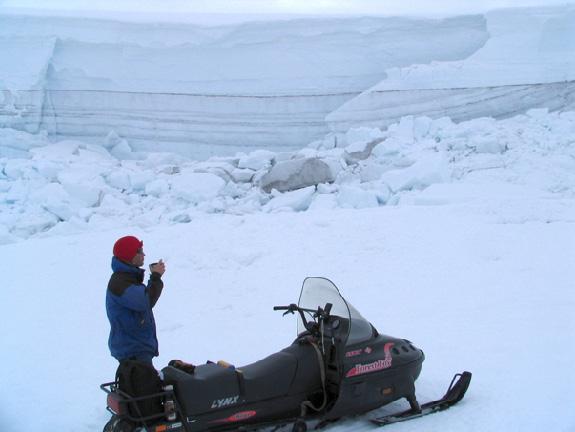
[131,247,145,267]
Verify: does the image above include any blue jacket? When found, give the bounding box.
[106,257,164,362]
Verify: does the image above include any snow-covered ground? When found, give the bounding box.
[1,4,575,432]
[2,174,574,432]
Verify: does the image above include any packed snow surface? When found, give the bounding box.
[1,5,575,432]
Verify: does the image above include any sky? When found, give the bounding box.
[2,0,575,18]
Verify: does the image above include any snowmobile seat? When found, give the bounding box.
[162,362,242,414]
[162,353,298,415]
[162,342,323,417]
[239,351,298,401]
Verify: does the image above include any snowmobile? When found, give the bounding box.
[101,277,471,432]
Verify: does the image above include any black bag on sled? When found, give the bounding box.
[116,360,164,420]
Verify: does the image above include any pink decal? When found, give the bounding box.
[383,342,394,358]
[345,349,363,358]
[346,343,394,378]
[210,410,257,424]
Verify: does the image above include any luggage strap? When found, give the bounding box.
[300,338,327,416]
[235,369,246,397]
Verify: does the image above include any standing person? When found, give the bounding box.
[106,235,166,366]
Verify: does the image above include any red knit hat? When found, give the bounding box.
[113,236,143,263]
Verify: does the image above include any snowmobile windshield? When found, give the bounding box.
[297,277,373,346]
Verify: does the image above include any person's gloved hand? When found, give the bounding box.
[149,259,166,276]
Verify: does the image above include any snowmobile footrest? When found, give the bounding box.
[371,371,472,427]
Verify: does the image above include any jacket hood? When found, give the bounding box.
[111,256,145,278]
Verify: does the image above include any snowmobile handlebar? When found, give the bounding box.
[273,303,333,334]
[274,303,307,313]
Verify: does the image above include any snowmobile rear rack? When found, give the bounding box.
[371,371,472,427]
[100,380,190,431]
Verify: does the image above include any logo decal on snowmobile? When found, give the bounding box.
[345,349,363,358]
[346,346,373,358]
[345,343,394,377]
[211,395,240,409]
[210,410,257,423]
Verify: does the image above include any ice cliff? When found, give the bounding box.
[326,7,575,133]
[0,6,574,158]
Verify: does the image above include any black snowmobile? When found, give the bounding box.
[101,277,471,432]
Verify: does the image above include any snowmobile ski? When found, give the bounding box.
[371,371,472,427]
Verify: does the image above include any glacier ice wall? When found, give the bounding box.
[326,7,575,134]
[1,7,574,158]
[0,14,488,158]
